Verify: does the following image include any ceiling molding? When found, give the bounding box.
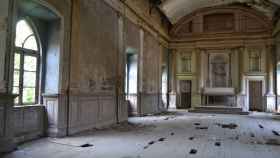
[159,0,279,24]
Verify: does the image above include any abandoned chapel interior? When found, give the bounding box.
[2,0,280,157]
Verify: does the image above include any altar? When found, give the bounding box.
[203,88,236,106]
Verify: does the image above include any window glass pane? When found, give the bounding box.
[23,36,38,51]
[13,70,20,87]
[15,20,34,48]
[13,87,19,104]
[24,56,37,71]
[23,71,36,87]
[14,53,20,69]
[23,88,36,103]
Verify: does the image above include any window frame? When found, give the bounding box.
[249,51,261,72]
[13,19,41,106]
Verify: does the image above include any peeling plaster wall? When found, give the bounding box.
[140,31,163,114]
[68,0,121,134]
[0,0,9,92]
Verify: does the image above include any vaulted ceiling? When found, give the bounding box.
[158,0,280,24]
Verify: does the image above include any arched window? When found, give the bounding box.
[13,19,40,105]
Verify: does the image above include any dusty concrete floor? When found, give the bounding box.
[3,111,280,158]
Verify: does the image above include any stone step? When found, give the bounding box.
[189,106,249,115]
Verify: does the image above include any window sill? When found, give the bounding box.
[14,104,44,108]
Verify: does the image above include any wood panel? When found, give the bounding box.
[249,81,263,111]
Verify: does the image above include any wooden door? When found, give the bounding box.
[179,80,192,109]
[249,81,263,111]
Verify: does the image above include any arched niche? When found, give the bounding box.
[14,0,64,96]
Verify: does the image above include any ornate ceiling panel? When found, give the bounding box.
[159,0,279,24]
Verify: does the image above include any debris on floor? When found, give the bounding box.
[80,143,94,148]
[195,126,208,130]
[194,123,201,126]
[272,130,280,136]
[148,141,155,145]
[215,142,221,147]
[265,139,280,146]
[170,132,175,136]
[158,138,166,142]
[259,124,264,129]
[216,123,238,129]
[189,137,195,140]
[189,149,197,154]
[92,122,156,133]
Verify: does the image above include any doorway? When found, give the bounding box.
[125,52,138,116]
[249,81,263,111]
[178,80,192,109]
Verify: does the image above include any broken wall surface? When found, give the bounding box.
[69,0,121,134]
[139,31,163,114]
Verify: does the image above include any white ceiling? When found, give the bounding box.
[159,0,280,24]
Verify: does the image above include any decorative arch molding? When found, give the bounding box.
[34,0,64,19]
[170,6,273,40]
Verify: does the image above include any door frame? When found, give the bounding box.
[245,76,266,111]
[178,80,192,109]
[248,80,263,111]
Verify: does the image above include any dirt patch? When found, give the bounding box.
[216,123,238,129]
[265,139,280,146]
[92,122,156,133]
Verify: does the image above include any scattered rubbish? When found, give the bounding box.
[189,149,197,154]
[216,123,238,129]
[195,126,208,130]
[170,132,175,136]
[194,123,201,126]
[258,124,264,129]
[148,141,155,145]
[189,137,195,140]
[250,133,255,138]
[144,141,155,149]
[272,130,280,136]
[265,139,280,146]
[80,143,94,148]
[158,138,166,142]
[215,142,221,147]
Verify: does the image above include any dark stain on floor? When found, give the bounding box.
[216,123,238,129]
[189,149,197,154]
